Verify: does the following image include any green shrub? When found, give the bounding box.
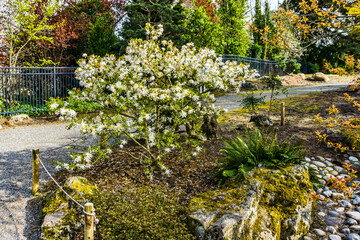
[89,186,194,240]
[274,55,301,74]
[308,62,320,73]
[215,128,304,184]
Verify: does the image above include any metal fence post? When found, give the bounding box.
[53,66,57,98]
[32,149,40,195]
[84,203,95,240]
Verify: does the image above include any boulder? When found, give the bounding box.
[250,114,273,127]
[188,165,314,240]
[41,176,98,240]
[306,72,329,82]
[9,114,30,122]
[241,80,258,90]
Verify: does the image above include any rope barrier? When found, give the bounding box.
[36,153,95,216]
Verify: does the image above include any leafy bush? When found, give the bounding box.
[308,62,320,73]
[215,127,304,184]
[316,78,360,151]
[90,186,194,240]
[274,55,301,74]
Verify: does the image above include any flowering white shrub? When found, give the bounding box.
[49,23,256,178]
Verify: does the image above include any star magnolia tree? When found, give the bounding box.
[49,23,256,178]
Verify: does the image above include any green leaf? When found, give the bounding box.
[222,169,237,177]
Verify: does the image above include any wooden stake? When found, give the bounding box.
[281,102,285,126]
[32,149,39,195]
[84,203,95,240]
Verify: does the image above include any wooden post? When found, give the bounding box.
[100,134,106,149]
[281,102,285,126]
[32,149,40,195]
[84,203,95,240]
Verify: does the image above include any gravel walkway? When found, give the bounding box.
[0,123,88,239]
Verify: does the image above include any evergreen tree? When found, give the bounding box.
[218,0,249,55]
[120,0,186,54]
[249,0,264,58]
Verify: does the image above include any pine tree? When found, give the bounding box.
[120,0,186,54]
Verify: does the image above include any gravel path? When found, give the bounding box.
[0,123,89,239]
[0,83,347,239]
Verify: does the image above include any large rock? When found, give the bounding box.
[40,176,98,240]
[306,72,330,82]
[188,165,314,240]
[10,114,30,122]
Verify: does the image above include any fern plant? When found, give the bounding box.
[215,127,304,184]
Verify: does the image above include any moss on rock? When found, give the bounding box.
[40,176,98,240]
[188,165,314,240]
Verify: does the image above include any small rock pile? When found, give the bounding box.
[301,155,360,240]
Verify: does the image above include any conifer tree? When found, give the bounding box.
[120,0,186,54]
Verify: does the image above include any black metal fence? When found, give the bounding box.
[0,56,305,116]
[0,67,79,115]
[222,55,281,76]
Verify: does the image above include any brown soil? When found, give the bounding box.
[0,115,61,130]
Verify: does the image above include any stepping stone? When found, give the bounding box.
[341,228,350,234]
[340,200,352,208]
[350,156,359,162]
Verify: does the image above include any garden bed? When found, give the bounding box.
[42,86,360,239]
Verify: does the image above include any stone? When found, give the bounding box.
[332,171,339,176]
[332,193,345,199]
[334,166,346,174]
[346,212,360,221]
[249,114,273,127]
[325,167,334,172]
[335,207,345,213]
[341,228,351,234]
[306,72,330,82]
[356,207,360,212]
[325,217,342,226]
[309,164,318,171]
[350,225,360,231]
[324,161,334,166]
[313,161,327,168]
[319,179,326,185]
[329,235,342,240]
[345,233,360,240]
[353,198,360,205]
[323,190,333,198]
[341,200,352,208]
[326,226,337,234]
[346,218,358,225]
[0,125,2,129]
[316,156,326,161]
[328,211,340,216]
[41,176,98,239]
[9,114,30,122]
[314,229,326,236]
[350,156,359,162]
[188,165,314,240]
[304,157,311,162]
[318,212,326,217]
[41,211,67,228]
